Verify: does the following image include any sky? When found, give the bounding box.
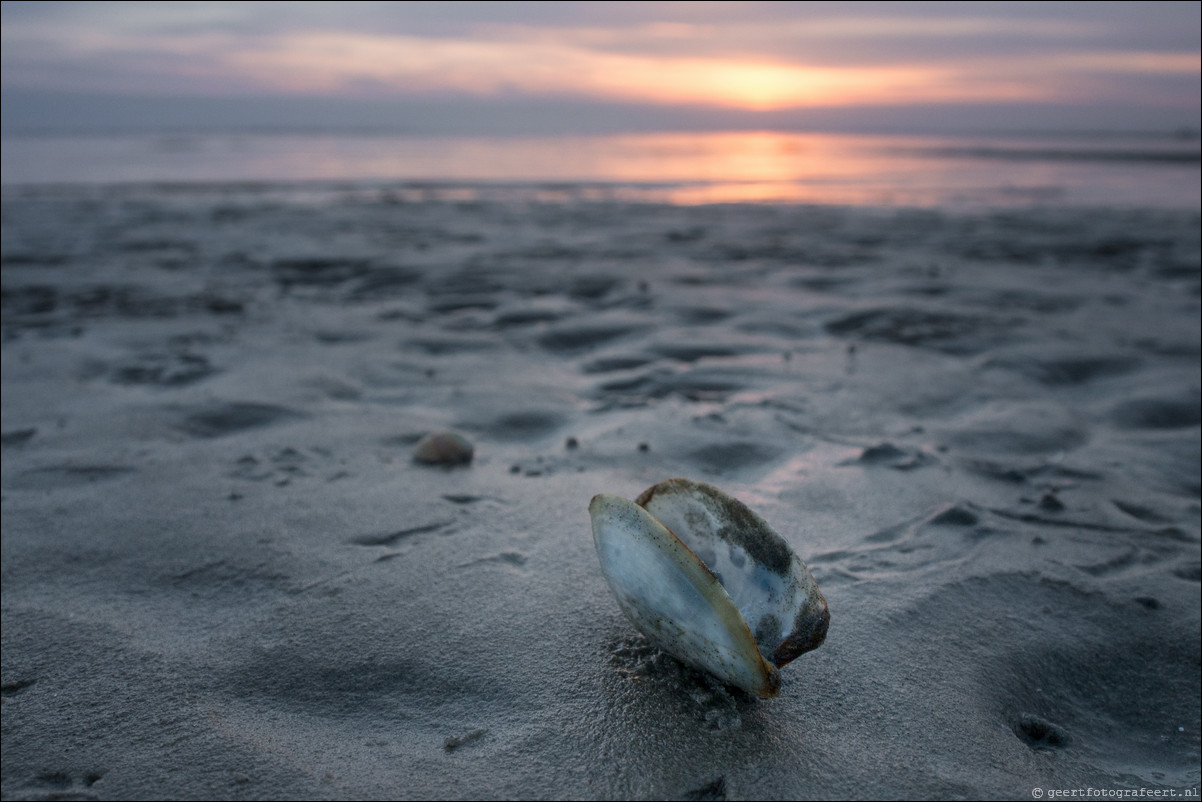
[2,1,1199,135]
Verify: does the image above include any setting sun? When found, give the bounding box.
[222,32,1031,111]
[706,62,833,110]
[618,59,965,109]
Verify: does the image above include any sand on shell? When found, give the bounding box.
[2,186,1199,800]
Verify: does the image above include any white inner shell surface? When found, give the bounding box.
[636,480,825,665]
[589,494,779,697]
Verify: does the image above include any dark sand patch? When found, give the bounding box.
[2,284,244,327]
[849,442,935,470]
[667,305,733,325]
[647,341,756,363]
[442,494,484,504]
[1110,394,1202,429]
[8,464,136,490]
[312,329,372,344]
[303,376,363,400]
[457,551,529,569]
[687,440,783,475]
[1112,499,1173,523]
[346,266,423,299]
[1,428,38,448]
[349,521,453,548]
[826,306,1011,354]
[426,294,499,314]
[1012,713,1072,751]
[468,409,567,441]
[983,353,1141,386]
[682,776,728,800]
[272,256,372,289]
[927,504,981,527]
[592,366,751,404]
[405,334,500,355]
[174,402,302,438]
[581,353,657,374]
[538,318,651,354]
[492,307,565,327]
[110,352,217,387]
[567,274,623,301]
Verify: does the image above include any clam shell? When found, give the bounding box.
[590,478,829,698]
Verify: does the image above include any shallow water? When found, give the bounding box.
[3,130,1199,208]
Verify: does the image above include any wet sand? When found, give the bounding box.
[2,185,1199,800]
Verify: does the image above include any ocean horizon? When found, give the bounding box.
[3,128,1199,209]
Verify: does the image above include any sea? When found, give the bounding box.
[2,129,1198,209]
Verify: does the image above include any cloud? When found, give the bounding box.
[1,1,1198,117]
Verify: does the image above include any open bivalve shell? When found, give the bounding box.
[589,478,829,698]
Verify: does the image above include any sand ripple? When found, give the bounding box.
[2,189,1198,799]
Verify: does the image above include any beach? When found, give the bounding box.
[2,180,1199,800]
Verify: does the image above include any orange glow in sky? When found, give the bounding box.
[225,31,1063,110]
[2,2,1198,131]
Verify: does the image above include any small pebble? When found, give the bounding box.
[637,442,649,452]
[413,431,474,465]
[565,436,579,450]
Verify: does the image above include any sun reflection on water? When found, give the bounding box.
[2,130,1197,208]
